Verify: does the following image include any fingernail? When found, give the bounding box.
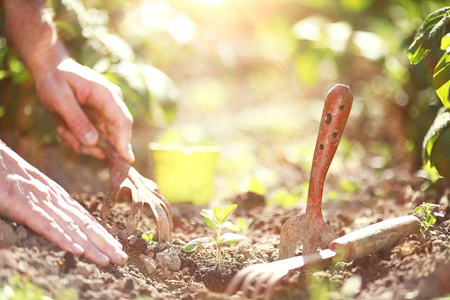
[83,131,97,146]
[126,143,135,163]
[113,249,128,265]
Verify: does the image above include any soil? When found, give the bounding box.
[0,149,449,300]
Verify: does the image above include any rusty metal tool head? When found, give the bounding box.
[279,84,353,259]
[227,215,420,299]
[98,134,173,242]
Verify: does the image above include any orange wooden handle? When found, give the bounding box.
[306,84,353,213]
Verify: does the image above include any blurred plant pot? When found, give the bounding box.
[149,143,219,205]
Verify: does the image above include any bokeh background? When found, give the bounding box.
[0,0,446,206]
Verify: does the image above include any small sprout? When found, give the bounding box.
[414,202,441,233]
[141,233,154,243]
[227,217,253,235]
[183,204,246,265]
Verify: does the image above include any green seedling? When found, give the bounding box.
[227,217,253,235]
[414,202,442,234]
[141,233,154,243]
[183,204,246,265]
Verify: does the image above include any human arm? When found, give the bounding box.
[2,0,134,163]
[0,140,128,266]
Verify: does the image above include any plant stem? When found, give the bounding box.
[216,228,221,266]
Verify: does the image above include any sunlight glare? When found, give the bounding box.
[190,0,224,7]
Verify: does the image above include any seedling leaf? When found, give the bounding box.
[201,209,219,229]
[214,206,223,223]
[218,221,232,229]
[219,233,246,245]
[408,7,450,65]
[183,237,215,252]
[221,204,237,223]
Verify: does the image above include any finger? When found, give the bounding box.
[57,126,105,160]
[53,88,99,147]
[50,188,128,265]
[77,210,128,265]
[13,201,84,257]
[80,82,134,164]
[36,196,112,266]
[40,176,125,252]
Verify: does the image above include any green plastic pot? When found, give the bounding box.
[149,143,219,205]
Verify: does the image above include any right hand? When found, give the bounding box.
[0,141,128,266]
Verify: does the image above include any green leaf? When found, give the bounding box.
[201,209,219,229]
[414,206,422,214]
[426,213,437,225]
[422,108,450,164]
[218,221,232,229]
[214,206,223,223]
[249,177,267,195]
[441,33,450,50]
[219,233,246,245]
[141,234,154,243]
[408,8,450,65]
[220,204,237,224]
[434,51,450,108]
[183,237,215,252]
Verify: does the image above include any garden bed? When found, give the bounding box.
[1,158,449,300]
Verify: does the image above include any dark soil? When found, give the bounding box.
[0,151,449,299]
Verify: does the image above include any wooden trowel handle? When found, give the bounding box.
[306,84,353,213]
[330,215,420,261]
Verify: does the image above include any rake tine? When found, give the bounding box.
[227,265,258,295]
[263,272,288,300]
[250,271,273,298]
[240,270,261,297]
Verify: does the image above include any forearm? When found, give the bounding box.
[3,0,68,77]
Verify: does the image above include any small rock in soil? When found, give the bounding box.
[190,281,205,291]
[15,225,28,242]
[156,247,182,271]
[0,249,17,269]
[140,254,157,274]
[0,219,17,247]
[76,263,93,278]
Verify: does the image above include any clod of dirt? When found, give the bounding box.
[58,252,77,273]
[156,247,182,271]
[140,254,157,274]
[234,191,265,214]
[0,219,17,247]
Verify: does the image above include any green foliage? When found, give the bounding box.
[407,7,450,66]
[141,233,154,243]
[0,274,46,300]
[434,50,450,108]
[0,0,178,143]
[339,180,361,194]
[408,6,450,178]
[414,202,440,233]
[227,217,253,235]
[183,205,246,265]
[422,107,450,179]
[249,177,267,195]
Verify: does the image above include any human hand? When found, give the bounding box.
[34,56,135,164]
[0,141,128,266]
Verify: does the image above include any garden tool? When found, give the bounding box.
[279,84,353,259]
[227,215,420,299]
[98,133,173,242]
